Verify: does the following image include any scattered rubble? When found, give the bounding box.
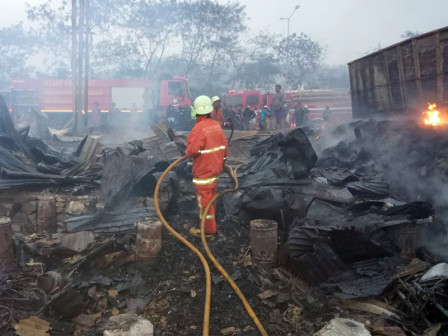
[314,318,371,336]
[14,316,51,336]
[103,314,153,336]
[1,95,448,336]
[60,231,95,252]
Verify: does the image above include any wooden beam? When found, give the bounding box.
[383,51,393,111]
[396,45,408,108]
[412,39,423,98]
[435,31,444,102]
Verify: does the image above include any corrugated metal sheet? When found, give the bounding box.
[323,271,394,299]
[290,240,346,285]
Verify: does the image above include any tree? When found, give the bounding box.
[90,37,145,78]
[227,32,281,89]
[178,0,246,76]
[401,31,420,39]
[0,24,35,88]
[122,0,179,78]
[275,33,325,89]
[26,0,129,76]
[238,55,281,91]
[308,65,350,89]
[26,0,74,73]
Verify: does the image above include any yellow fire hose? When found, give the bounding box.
[199,165,269,336]
[154,156,268,336]
[154,155,212,336]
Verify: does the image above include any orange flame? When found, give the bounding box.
[424,103,441,126]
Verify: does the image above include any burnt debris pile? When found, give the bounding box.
[221,121,448,334]
[2,111,448,335]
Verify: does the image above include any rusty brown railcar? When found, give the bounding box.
[348,26,448,118]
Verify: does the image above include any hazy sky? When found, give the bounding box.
[2,0,448,64]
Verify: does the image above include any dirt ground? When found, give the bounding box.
[2,198,346,336]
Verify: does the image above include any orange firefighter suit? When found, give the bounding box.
[186,115,228,234]
[211,107,225,124]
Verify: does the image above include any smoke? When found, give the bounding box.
[99,124,155,146]
[316,118,448,258]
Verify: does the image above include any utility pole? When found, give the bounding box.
[71,0,78,134]
[280,5,300,38]
[83,0,90,128]
[77,0,85,132]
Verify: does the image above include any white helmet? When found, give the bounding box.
[193,95,213,115]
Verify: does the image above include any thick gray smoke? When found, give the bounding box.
[315,118,448,259]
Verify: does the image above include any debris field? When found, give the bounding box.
[1,96,448,336]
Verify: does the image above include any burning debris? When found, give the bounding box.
[423,103,443,127]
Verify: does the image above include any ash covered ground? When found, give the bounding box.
[2,117,448,336]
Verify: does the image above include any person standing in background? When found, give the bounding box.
[109,102,119,128]
[91,102,101,134]
[130,102,138,126]
[272,84,286,129]
[211,96,224,124]
[294,102,305,127]
[242,106,255,131]
[323,106,332,122]
[259,105,269,130]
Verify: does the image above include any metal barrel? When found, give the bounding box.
[385,222,416,260]
[250,219,278,268]
[0,217,14,270]
[135,218,162,267]
[37,196,56,234]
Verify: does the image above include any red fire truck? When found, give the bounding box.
[9,76,192,124]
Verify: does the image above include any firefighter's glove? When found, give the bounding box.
[222,121,231,128]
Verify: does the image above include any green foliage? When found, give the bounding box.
[275,33,325,89]
[90,37,145,78]
[401,31,420,39]
[307,65,350,89]
[226,32,281,90]
[2,0,336,94]
[0,24,36,88]
[27,0,73,70]
[178,0,246,75]
[239,55,281,91]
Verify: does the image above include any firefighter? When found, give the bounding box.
[211,96,224,123]
[211,96,231,128]
[166,98,180,129]
[186,95,228,237]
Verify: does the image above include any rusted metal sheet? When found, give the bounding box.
[348,25,448,117]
